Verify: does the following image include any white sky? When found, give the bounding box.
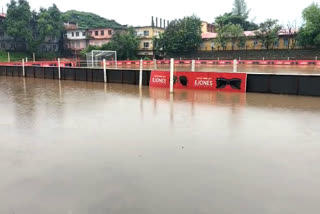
[1,0,317,27]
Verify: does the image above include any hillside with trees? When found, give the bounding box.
[61,10,122,29]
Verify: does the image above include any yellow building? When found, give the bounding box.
[201,21,216,34]
[134,26,165,57]
[201,29,298,51]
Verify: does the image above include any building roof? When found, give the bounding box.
[64,22,79,30]
[134,26,165,30]
[88,27,114,31]
[201,32,217,39]
[202,29,298,39]
[0,13,6,18]
[278,29,298,35]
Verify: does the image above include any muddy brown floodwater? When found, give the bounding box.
[0,76,320,214]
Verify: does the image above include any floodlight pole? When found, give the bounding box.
[22,59,25,77]
[91,51,94,68]
[58,58,61,80]
[191,60,195,72]
[139,58,143,89]
[170,58,174,93]
[103,59,107,83]
[233,59,237,72]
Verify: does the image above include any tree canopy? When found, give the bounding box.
[154,15,202,56]
[4,0,63,53]
[232,0,250,19]
[216,23,244,50]
[61,10,122,29]
[254,19,281,50]
[4,0,32,41]
[297,3,320,48]
[215,0,258,31]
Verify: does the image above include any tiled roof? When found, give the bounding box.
[202,32,218,39]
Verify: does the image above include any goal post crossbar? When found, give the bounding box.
[86,50,117,68]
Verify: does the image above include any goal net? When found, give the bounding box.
[86,50,117,68]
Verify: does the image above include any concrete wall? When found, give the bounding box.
[0,66,151,86]
[247,74,320,96]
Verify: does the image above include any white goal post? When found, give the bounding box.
[86,50,117,68]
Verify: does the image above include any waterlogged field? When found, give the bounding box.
[107,64,320,75]
[1,76,320,214]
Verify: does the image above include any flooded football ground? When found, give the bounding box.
[109,64,320,75]
[0,75,320,214]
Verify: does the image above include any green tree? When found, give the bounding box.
[255,19,281,50]
[215,0,257,31]
[229,24,244,50]
[4,0,63,53]
[237,35,247,49]
[297,3,320,48]
[216,23,244,50]
[155,15,202,55]
[215,12,258,31]
[30,4,63,52]
[100,27,139,60]
[4,0,32,50]
[232,0,250,19]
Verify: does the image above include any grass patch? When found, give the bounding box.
[0,51,31,62]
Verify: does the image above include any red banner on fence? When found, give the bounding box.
[150,71,247,92]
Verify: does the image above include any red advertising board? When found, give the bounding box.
[150,71,247,93]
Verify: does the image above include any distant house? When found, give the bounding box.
[88,28,114,47]
[64,22,88,51]
[201,21,216,34]
[201,29,299,51]
[134,26,165,57]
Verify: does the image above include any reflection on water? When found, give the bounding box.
[1,76,320,214]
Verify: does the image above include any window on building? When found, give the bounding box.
[284,38,289,47]
[274,40,279,48]
[144,31,149,36]
[52,45,57,50]
[211,42,215,50]
[76,41,80,48]
[254,40,258,48]
[101,30,104,36]
[83,32,86,37]
[76,32,79,37]
[144,42,149,48]
[72,32,74,37]
[108,30,112,35]
[95,31,99,36]
[0,32,4,38]
[89,31,92,35]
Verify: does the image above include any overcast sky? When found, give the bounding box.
[1,0,317,27]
